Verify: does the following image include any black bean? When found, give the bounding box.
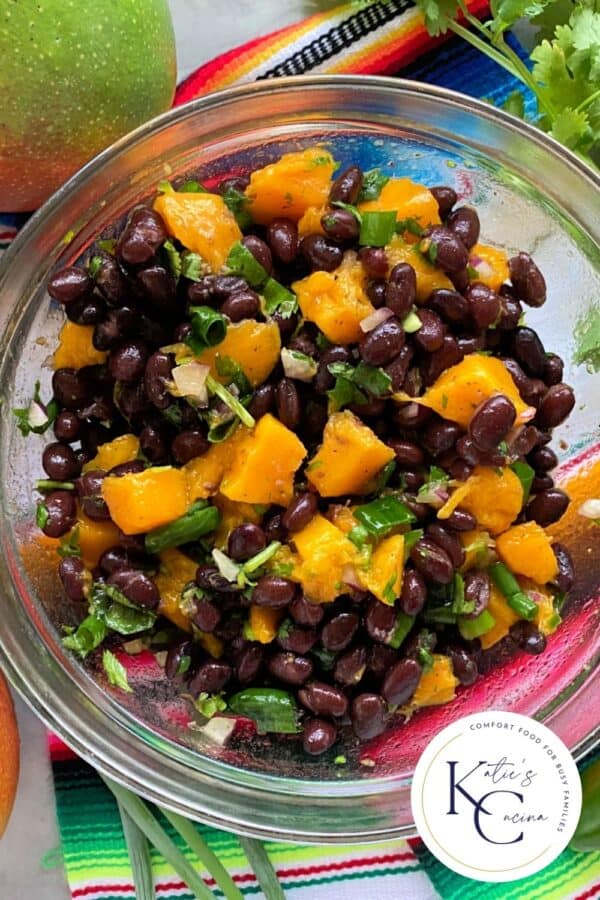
[253,576,297,609]
[552,542,575,593]
[300,234,343,272]
[171,430,209,465]
[403,476,427,497]
[421,335,463,386]
[138,424,169,464]
[321,612,359,652]
[288,329,318,360]
[248,383,275,419]
[410,538,454,584]
[430,185,457,218]
[400,569,427,616]
[41,490,77,537]
[365,599,397,643]
[219,174,250,194]
[298,681,348,717]
[426,523,465,569]
[509,621,547,655]
[268,652,313,685]
[109,340,149,383]
[329,164,363,204]
[457,333,486,355]
[53,411,82,444]
[387,439,424,467]
[334,646,367,686]
[276,378,301,429]
[58,556,87,602]
[107,568,160,609]
[289,593,324,627]
[302,401,328,440]
[359,317,404,367]
[321,208,359,242]
[65,294,107,325]
[501,357,543,405]
[366,279,387,308]
[277,622,317,654]
[42,442,81,481]
[366,644,396,680]
[536,384,575,430]
[449,648,478,686]
[421,226,469,273]
[93,307,137,351]
[543,353,564,386]
[302,718,337,755]
[463,570,491,618]
[496,293,523,331]
[236,644,264,683]
[221,288,260,322]
[446,206,480,249]
[165,639,194,679]
[94,254,128,306]
[450,268,470,293]
[144,352,174,410]
[263,510,287,543]
[77,469,110,521]
[448,459,474,481]
[384,345,414,391]
[465,283,501,330]
[351,693,387,740]
[445,509,477,531]
[193,599,222,633]
[187,276,217,306]
[189,660,232,696]
[422,420,461,456]
[509,252,546,307]
[210,275,249,301]
[386,263,417,318]
[428,288,469,324]
[511,327,547,376]
[266,218,299,265]
[241,235,272,274]
[527,489,569,526]
[509,425,540,458]
[228,523,267,561]
[529,446,558,473]
[116,206,168,266]
[195,564,239,593]
[52,368,92,410]
[381,658,422,705]
[136,265,177,312]
[412,309,446,352]
[48,266,93,305]
[98,546,143,575]
[393,402,432,430]
[314,345,352,393]
[109,460,145,478]
[469,394,516,451]
[358,247,388,278]
[532,475,554,493]
[456,435,483,466]
[282,492,318,533]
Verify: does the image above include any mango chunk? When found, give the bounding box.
[396,354,532,428]
[220,414,307,506]
[153,191,241,272]
[194,320,281,388]
[519,578,561,636]
[469,243,509,291]
[386,235,453,301]
[183,429,248,501]
[458,466,523,536]
[358,534,405,605]
[459,529,492,571]
[75,510,121,569]
[479,583,519,649]
[53,321,107,370]
[102,466,188,535]
[249,605,283,643]
[245,148,336,224]
[298,204,327,237]
[293,252,374,344]
[307,411,395,497]
[291,513,360,603]
[83,434,140,473]
[154,548,197,632]
[359,178,440,233]
[411,654,459,708]
[496,522,559,584]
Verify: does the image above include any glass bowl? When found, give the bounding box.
[0,76,599,843]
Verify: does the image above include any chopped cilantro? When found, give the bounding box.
[357,168,390,202]
[195,692,227,719]
[102,649,133,693]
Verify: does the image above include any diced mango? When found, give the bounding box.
[298,204,327,237]
[411,654,459,707]
[213,495,262,549]
[396,354,532,428]
[359,178,440,234]
[469,243,509,291]
[459,529,492,571]
[479,583,520,649]
[197,633,224,658]
[307,411,395,497]
[291,513,361,603]
[245,148,337,224]
[102,466,188,535]
[519,578,562,636]
[83,434,140,473]
[75,510,121,569]
[194,320,281,388]
[153,548,197,632]
[220,414,307,506]
[386,235,454,301]
[495,522,559,584]
[358,534,405,605]
[458,466,524,535]
[293,252,374,344]
[153,191,242,272]
[437,483,471,519]
[53,321,107,370]
[328,504,358,534]
[183,429,248,501]
[249,605,284,644]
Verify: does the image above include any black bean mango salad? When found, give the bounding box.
[20,147,576,755]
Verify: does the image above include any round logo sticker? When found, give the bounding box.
[411,711,582,882]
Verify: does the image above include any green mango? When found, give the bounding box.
[0,0,176,211]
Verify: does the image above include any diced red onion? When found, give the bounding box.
[359,307,394,333]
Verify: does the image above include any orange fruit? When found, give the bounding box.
[0,670,19,837]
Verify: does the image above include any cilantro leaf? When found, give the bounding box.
[180,251,205,282]
[215,355,252,394]
[63,615,108,656]
[353,361,392,397]
[102,649,133,693]
[195,691,228,719]
[13,380,59,436]
[357,168,390,201]
[222,185,253,229]
[414,0,461,35]
[162,239,182,280]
